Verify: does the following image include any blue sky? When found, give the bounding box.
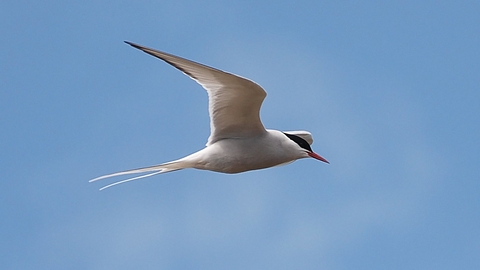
[1,1,479,269]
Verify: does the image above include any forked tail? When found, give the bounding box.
[89,160,187,190]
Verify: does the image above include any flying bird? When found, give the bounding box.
[90,41,329,190]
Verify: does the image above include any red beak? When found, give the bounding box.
[308,152,330,164]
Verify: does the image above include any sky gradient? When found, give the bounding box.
[1,1,479,269]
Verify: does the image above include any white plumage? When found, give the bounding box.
[90,41,328,190]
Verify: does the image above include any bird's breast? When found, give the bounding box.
[194,133,300,173]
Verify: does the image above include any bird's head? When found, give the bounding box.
[283,131,329,164]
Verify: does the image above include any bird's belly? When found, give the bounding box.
[196,139,295,173]
[206,156,283,173]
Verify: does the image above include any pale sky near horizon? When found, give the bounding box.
[1,1,479,269]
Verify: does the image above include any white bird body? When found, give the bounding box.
[185,129,308,173]
[90,42,328,190]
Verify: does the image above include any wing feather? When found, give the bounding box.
[125,41,267,145]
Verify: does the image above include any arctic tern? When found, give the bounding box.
[90,41,329,190]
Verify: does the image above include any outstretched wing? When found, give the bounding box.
[125,41,267,145]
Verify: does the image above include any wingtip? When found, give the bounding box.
[124,40,141,49]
